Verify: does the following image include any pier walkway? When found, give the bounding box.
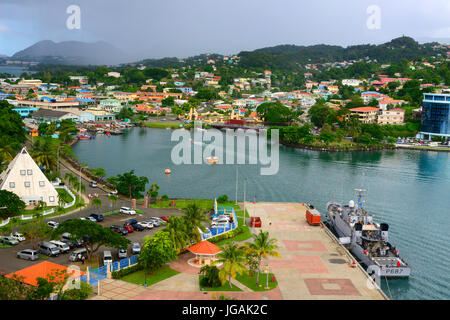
[245,202,386,300]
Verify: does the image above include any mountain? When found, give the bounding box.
[12,40,128,65]
[237,36,448,70]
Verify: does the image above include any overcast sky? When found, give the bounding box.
[0,0,449,60]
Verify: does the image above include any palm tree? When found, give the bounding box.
[214,242,247,289]
[164,216,191,253]
[31,138,58,173]
[108,194,118,209]
[182,202,209,238]
[244,230,280,286]
[92,198,102,211]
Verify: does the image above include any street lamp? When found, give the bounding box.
[235,166,238,205]
[243,177,247,227]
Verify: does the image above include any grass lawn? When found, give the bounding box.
[214,216,252,246]
[199,276,242,292]
[0,244,12,248]
[235,272,278,291]
[141,122,182,129]
[121,265,180,287]
[149,198,241,212]
[102,209,144,217]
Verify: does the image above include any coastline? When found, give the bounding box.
[280,141,396,152]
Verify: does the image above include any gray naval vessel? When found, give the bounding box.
[326,189,410,278]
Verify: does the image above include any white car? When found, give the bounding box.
[120,207,136,215]
[47,221,59,229]
[0,236,19,246]
[10,232,26,242]
[131,242,141,255]
[85,216,97,223]
[138,221,153,229]
[149,218,160,227]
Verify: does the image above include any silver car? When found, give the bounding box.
[131,242,141,255]
[118,248,127,259]
[17,249,39,261]
[0,236,19,245]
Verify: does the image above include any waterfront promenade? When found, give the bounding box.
[245,202,386,300]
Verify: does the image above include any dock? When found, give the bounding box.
[245,202,387,300]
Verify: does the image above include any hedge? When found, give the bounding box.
[111,264,143,279]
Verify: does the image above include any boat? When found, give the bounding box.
[164,169,171,174]
[77,134,93,140]
[205,156,219,164]
[326,189,410,278]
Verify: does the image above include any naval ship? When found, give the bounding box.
[326,189,410,278]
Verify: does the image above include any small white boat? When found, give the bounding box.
[205,156,219,164]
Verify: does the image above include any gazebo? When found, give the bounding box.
[187,240,223,267]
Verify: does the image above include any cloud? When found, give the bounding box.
[0,24,11,33]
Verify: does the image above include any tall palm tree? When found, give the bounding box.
[244,230,280,286]
[182,202,209,238]
[214,242,247,289]
[108,194,118,209]
[164,216,191,253]
[92,198,102,210]
[31,138,58,173]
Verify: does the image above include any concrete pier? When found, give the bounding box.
[245,202,387,300]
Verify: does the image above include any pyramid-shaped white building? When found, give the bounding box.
[0,148,59,206]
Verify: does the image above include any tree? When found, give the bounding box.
[148,183,159,203]
[256,102,293,124]
[199,265,221,288]
[214,242,247,288]
[0,190,26,219]
[217,195,228,203]
[108,194,118,208]
[161,96,175,107]
[90,167,106,180]
[139,231,178,275]
[31,137,58,173]
[92,198,102,210]
[18,217,52,250]
[182,202,209,237]
[164,216,191,252]
[107,170,149,199]
[117,107,134,120]
[244,230,280,286]
[0,274,37,300]
[53,220,130,260]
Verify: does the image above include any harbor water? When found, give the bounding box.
[72,127,450,300]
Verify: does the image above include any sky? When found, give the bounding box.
[0,0,449,61]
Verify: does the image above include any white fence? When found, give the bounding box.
[0,185,76,227]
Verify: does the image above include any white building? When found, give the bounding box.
[0,148,59,206]
[342,79,363,87]
[107,72,121,78]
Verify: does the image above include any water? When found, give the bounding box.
[72,127,450,300]
[0,66,35,77]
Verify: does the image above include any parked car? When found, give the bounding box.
[10,232,26,242]
[123,225,134,233]
[0,236,19,246]
[118,248,127,259]
[90,213,104,222]
[159,216,169,222]
[61,232,83,247]
[131,223,145,231]
[84,216,97,223]
[131,242,141,255]
[17,249,39,261]
[137,221,153,229]
[69,248,90,262]
[103,250,113,266]
[110,225,128,236]
[39,241,60,257]
[61,238,76,249]
[125,219,138,225]
[149,218,160,227]
[47,221,59,229]
[89,181,98,188]
[108,190,118,196]
[250,217,262,228]
[49,240,70,253]
[120,207,136,215]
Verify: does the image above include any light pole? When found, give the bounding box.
[79,164,87,211]
[235,166,238,205]
[243,177,247,226]
[265,256,270,289]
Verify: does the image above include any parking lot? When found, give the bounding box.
[0,208,182,274]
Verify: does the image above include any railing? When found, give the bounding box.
[79,255,139,286]
[0,185,76,227]
[200,206,238,240]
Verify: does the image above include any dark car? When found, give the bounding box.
[60,238,76,249]
[125,219,138,225]
[110,225,128,236]
[90,213,104,222]
[130,223,145,231]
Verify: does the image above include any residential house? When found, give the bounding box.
[348,107,379,123]
[378,109,405,125]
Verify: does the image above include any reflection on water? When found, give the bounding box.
[73,128,450,300]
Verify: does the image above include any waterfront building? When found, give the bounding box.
[348,107,379,124]
[377,109,405,125]
[18,99,80,110]
[420,93,450,140]
[99,98,122,112]
[0,148,59,206]
[31,109,79,123]
[12,106,38,117]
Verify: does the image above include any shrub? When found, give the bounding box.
[62,281,93,300]
[200,265,221,287]
[161,195,169,201]
[217,195,228,203]
[111,264,143,279]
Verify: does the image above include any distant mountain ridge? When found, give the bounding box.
[12,40,128,65]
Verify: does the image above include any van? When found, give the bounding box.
[90,213,104,222]
[50,240,70,253]
[103,250,113,266]
[61,232,83,247]
[69,248,88,262]
[39,241,61,257]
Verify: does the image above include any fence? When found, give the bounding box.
[0,185,76,227]
[200,206,238,240]
[80,254,139,286]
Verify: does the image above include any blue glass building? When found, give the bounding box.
[420,93,450,140]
